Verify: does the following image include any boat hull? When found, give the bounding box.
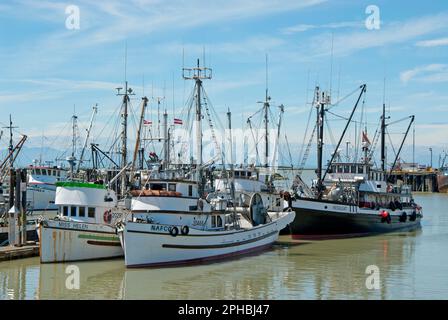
[119,211,295,268]
[38,220,123,263]
[289,198,422,240]
[27,184,58,211]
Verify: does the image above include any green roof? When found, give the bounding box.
[55,181,106,190]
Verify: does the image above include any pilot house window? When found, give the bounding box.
[88,207,95,218]
[149,183,166,191]
[79,207,85,217]
[62,206,68,216]
[188,185,193,197]
[168,183,176,192]
[70,207,76,217]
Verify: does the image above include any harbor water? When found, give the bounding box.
[0,193,447,299]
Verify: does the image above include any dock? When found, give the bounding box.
[0,244,39,262]
[389,169,438,192]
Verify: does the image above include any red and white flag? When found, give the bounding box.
[174,118,183,125]
[362,131,371,146]
[143,120,152,125]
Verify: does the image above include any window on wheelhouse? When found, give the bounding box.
[344,165,350,173]
[149,183,166,191]
[168,183,176,192]
[70,206,76,217]
[211,215,216,228]
[188,185,193,197]
[351,166,356,173]
[79,207,85,217]
[42,169,47,175]
[358,166,364,174]
[62,206,68,216]
[217,215,223,228]
[337,166,343,173]
[88,207,95,218]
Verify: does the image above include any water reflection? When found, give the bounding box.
[0,194,446,300]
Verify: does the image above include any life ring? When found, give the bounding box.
[181,225,189,235]
[103,210,112,223]
[170,226,179,237]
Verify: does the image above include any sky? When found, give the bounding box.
[0,0,447,168]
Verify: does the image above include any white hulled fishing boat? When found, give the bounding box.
[38,181,124,262]
[26,165,67,211]
[118,179,294,267]
[117,60,295,267]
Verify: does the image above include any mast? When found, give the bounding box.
[316,87,325,196]
[264,54,270,168]
[163,109,169,169]
[389,115,415,177]
[116,81,134,196]
[67,112,78,179]
[7,115,16,168]
[132,96,148,171]
[227,108,235,201]
[182,59,212,168]
[77,104,98,172]
[381,102,386,172]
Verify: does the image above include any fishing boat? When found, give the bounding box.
[37,181,125,262]
[287,85,423,239]
[37,86,132,262]
[117,182,294,267]
[26,165,67,211]
[117,61,295,267]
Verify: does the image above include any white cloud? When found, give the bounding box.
[307,13,448,57]
[415,37,448,47]
[281,21,363,35]
[400,64,448,83]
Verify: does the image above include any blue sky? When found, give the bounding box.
[0,0,447,168]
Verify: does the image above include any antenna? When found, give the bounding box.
[265,53,269,102]
[124,41,128,82]
[329,33,334,96]
[151,84,165,140]
[172,71,175,119]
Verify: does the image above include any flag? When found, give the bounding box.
[362,131,371,146]
[143,120,152,125]
[174,118,183,125]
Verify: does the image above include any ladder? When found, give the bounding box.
[297,123,317,176]
[290,123,317,198]
[203,98,223,163]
